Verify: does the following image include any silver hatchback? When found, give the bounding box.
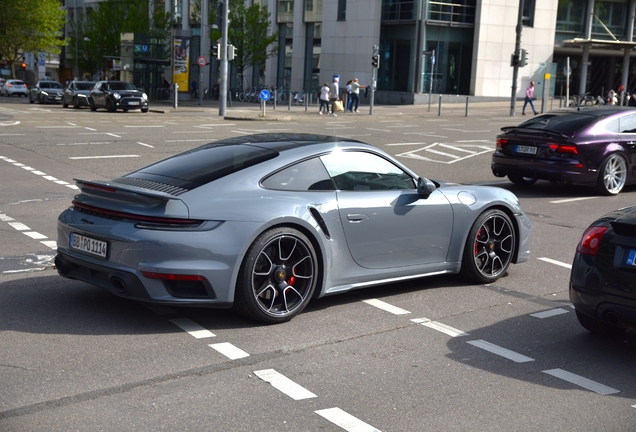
[0,79,28,97]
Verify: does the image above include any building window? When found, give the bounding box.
[337,0,346,21]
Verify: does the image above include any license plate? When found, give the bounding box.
[128,101,140,105]
[627,250,636,266]
[55,97,61,100]
[70,233,108,258]
[515,145,537,155]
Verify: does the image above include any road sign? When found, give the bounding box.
[197,56,208,66]
[259,89,271,101]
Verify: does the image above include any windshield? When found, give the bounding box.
[107,82,135,91]
[516,113,597,133]
[40,82,64,89]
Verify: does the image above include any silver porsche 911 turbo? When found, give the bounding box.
[56,133,532,323]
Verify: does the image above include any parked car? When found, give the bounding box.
[492,106,636,195]
[55,133,533,324]
[63,80,96,108]
[88,80,149,113]
[29,80,65,103]
[570,205,636,335]
[0,79,28,97]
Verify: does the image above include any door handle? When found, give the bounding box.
[347,213,369,223]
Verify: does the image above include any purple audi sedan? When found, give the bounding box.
[492,106,636,195]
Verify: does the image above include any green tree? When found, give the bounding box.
[0,0,67,78]
[212,0,279,87]
[70,0,172,77]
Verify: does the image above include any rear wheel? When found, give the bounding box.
[233,227,318,324]
[73,97,80,109]
[597,153,627,195]
[461,209,515,284]
[63,99,68,108]
[508,174,537,186]
[89,99,96,111]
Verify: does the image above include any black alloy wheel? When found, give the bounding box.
[234,227,318,323]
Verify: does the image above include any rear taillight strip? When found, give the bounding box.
[72,201,200,225]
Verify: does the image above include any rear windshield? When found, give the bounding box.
[10,81,25,85]
[126,143,278,190]
[76,82,95,90]
[516,113,597,133]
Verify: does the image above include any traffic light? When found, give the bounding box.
[519,49,528,67]
[212,44,220,60]
[21,62,26,71]
[371,54,379,68]
[228,45,236,61]
[510,53,519,67]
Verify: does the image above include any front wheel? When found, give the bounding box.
[233,227,318,324]
[141,107,149,113]
[597,153,627,195]
[89,98,96,111]
[461,209,515,284]
[106,99,115,112]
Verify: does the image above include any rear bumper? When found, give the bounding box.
[491,153,597,186]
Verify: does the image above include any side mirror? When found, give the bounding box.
[416,177,437,198]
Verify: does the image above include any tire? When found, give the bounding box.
[141,107,149,113]
[73,97,80,109]
[29,94,34,104]
[63,99,68,108]
[106,99,115,112]
[508,174,537,186]
[460,209,515,284]
[233,227,318,324]
[575,310,626,335]
[89,99,97,111]
[596,153,627,195]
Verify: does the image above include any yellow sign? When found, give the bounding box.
[173,38,190,92]
[544,73,551,79]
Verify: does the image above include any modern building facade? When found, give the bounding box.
[59,0,636,104]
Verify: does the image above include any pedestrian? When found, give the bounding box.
[349,78,367,113]
[345,80,353,112]
[629,92,636,107]
[319,82,330,115]
[191,79,197,98]
[608,89,618,105]
[329,76,340,116]
[522,81,537,115]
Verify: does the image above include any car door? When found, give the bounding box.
[320,151,453,269]
[92,83,107,107]
[617,112,636,178]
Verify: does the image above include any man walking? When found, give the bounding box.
[329,77,340,116]
[349,78,367,113]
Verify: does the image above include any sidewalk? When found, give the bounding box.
[148,97,520,120]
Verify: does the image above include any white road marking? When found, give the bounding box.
[56,142,112,146]
[168,318,216,339]
[209,342,249,360]
[411,318,468,337]
[41,241,57,249]
[23,232,47,240]
[84,127,97,131]
[21,166,35,170]
[0,214,15,221]
[12,162,24,166]
[467,340,535,363]
[69,155,140,160]
[0,122,21,127]
[530,308,570,319]
[32,171,46,175]
[43,175,58,181]
[538,257,572,269]
[549,197,600,204]
[315,408,382,432]
[397,142,492,164]
[137,142,154,148]
[124,125,164,128]
[8,222,30,231]
[386,142,427,146]
[165,139,213,142]
[363,298,410,315]
[106,133,121,138]
[543,369,619,395]
[54,180,70,185]
[254,369,317,400]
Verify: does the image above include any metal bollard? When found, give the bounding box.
[173,83,179,109]
[465,97,469,117]
[305,95,308,111]
[288,90,292,111]
[438,95,442,116]
[273,89,276,110]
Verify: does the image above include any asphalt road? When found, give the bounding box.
[1,96,635,431]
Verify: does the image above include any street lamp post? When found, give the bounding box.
[74,0,78,79]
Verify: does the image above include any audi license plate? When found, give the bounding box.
[627,250,636,266]
[515,145,537,155]
[128,101,140,105]
[70,233,107,258]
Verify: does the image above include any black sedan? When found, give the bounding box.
[63,80,96,108]
[28,80,65,104]
[492,107,636,195]
[570,206,636,334]
[89,81,149,113]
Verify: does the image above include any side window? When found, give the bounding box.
[262,157,334,191]
[320,151,415,191]
[619,114,636,133]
